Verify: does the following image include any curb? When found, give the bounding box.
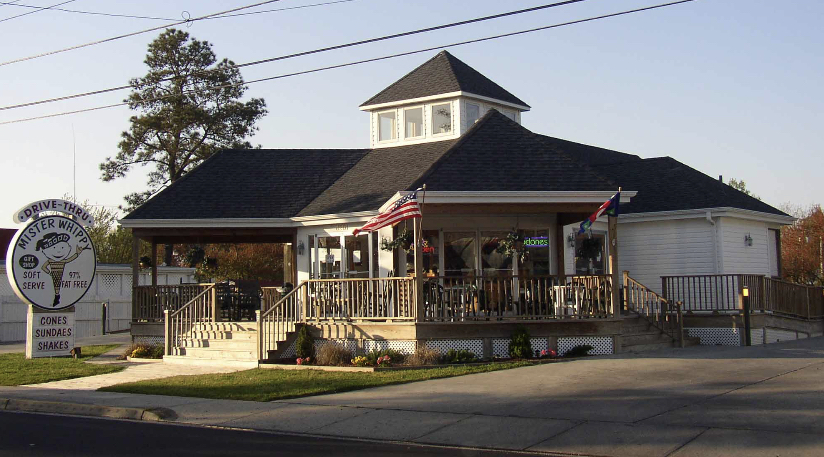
[0,397,177,422]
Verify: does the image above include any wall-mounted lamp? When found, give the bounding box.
[744,233,753,247]
[297,240,305,256]
[567,233,576,248]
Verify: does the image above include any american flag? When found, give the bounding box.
[353,188,423,236]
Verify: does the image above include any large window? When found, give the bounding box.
[480,231,512,277]
[344,234,370,278]
[443,231,475,277]
[405,230,440,277]
[465,102,480,127]
[431,103,452,134]
[574,233,605,275]
[404,107,423,138]
[378,110,396,142]
[318,236,342,279]
[519,229,550,276]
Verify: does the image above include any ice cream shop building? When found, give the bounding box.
[119,51,817,367]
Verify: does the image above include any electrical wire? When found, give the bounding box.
[0,0,356,22]
[0,0,74,23]
[0,0,287,67]
[0,0,698,126]
[0,0,589,111]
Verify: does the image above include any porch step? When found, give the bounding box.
[193,322,257,332]
[622,331,672,346]
[179,338,257,350]
[163,355,259,369]
[180,347,257,361]
[186,331,256,340]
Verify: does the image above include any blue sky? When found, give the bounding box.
[0,0,820,223]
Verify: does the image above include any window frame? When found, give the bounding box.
[430,102,453,136]
[402,106,425,140]
[377,109,398,143]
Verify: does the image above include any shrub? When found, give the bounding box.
[444,349,478,364]
[508,325,532,359]
[365,349,405,366]
[315,343,352,366]
[295,325,315,359]
[405,346,441,366]
[123,342,164,359]
[564,344,594,358]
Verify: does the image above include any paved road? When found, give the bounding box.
[0,411,531,457]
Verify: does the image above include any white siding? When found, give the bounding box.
[616,218,717,294]
[719,217,771,275]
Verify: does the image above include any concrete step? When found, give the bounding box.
[622,323,653,333]
[181,347,257,361]
[622,332,672,346]
[163,355,259,369]
[179,339,257,350]
[622,340,676,353]
[186,331,256,340]
[192,322,258,332]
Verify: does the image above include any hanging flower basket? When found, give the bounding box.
[381,227,414,253]
[495,231,529,262]
[576,237,601,260]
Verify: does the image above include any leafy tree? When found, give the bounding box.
[184,243,284,283]
[727,178,760,200]
[781,204,824,285]
[100,28,266,264]
[63,196,149,264]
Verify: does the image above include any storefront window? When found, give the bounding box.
[519,229,550,276]
[574,233,606,275]
[443,231,475,277]
[318,236,341,279]
[406,230,440,277]
[480,231,511,277]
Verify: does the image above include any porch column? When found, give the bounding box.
[283,243,294,286]
[414,217,424,321]
[555,222,566,282]
[151,239,158,287]
[608,215,620,317]
[131,234,140,319]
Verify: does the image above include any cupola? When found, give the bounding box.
[360,51,530,148]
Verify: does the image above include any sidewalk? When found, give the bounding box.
[2,337,824,456]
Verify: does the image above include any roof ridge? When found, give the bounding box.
[359,52,447,107]
[407,109,502,190]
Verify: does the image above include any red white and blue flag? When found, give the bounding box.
[353,188,423,236]
[578,192,620,234]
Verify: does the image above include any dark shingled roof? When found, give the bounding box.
[361,51,529,108]
[589,157,788,216]
[298,139,458,216]
[123,149,368,220]
[535,134,642,166]
[409,111,615,192]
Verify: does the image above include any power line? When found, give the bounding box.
[0,0,287,67]
[0,0,75,23]
[0,0,698,126]
[0,0,589,111]
[0,0,356,22]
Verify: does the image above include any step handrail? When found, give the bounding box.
[164,283,217,356]
[623,272,684,348]
[257,281,308,360]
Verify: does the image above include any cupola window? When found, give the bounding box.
[466,102,480,126]
[404,107,423,138]
[378,110,397,142]
[431,102,452,135]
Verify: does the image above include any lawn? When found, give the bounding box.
[0,345,124,386]
[101,361,534,402]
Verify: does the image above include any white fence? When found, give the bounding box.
[0,264,195,342]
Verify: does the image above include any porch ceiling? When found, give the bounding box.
[132,227,296,244]
[422,202,600,218]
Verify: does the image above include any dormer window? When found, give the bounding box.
[404,107,423,139]
[432,102,452,135]
[466,102,480,126]
[378,110,397,142]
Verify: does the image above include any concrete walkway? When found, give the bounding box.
[2,337,824,456]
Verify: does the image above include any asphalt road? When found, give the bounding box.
[0,411,538,457]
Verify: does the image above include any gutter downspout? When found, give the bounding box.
[707,211,719,274]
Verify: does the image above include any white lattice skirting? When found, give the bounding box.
[492,337,549,358]
[558,336,613,356]
[686,328,741,346]
[132,336,164,346]
[363,339,417,355]
[425,339,484,358]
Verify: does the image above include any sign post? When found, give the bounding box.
[6,199,96,358]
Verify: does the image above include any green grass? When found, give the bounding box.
[101,361,534,402]
[0,345,124,386]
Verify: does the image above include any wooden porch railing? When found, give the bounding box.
[662,274,824,319]
[261,287,284,315]
[625,273,683,347]
[164,284,217,356]
[258,281,305,361]
[422,274,612,321]
[133,284,212,322]
[305,277,416,321]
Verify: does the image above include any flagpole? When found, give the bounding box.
[413,185,425,321]
[609,187,621,317]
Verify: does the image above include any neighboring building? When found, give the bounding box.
[119,51,810,364]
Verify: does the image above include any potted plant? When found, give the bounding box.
[380,227,414,253]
